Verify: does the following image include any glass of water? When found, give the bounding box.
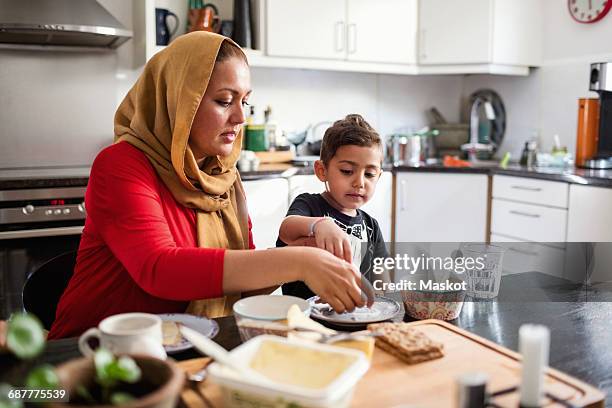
[463,244,505,299]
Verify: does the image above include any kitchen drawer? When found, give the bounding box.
[491,199,567,243]
[490,235,566,278]
[493,175,568,208]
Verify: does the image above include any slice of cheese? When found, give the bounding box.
[286,304,335,335]
[330,337,375,362]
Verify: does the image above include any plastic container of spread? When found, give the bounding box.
[207,335,370,408]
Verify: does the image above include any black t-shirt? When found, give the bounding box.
[276,193,389,299]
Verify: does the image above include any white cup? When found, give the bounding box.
[78,313,167,360]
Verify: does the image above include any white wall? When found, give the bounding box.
[248,68,463,142]
[465,0,612,158]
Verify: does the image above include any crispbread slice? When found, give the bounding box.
[367,322,444,364]
[374,338,444,364]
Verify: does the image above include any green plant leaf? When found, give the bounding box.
[25,365,59,389]
[110,392,135,405]
[0,383,24,408]
[94,348,116,388]
[113,357,141,383]
[6,313,45,359]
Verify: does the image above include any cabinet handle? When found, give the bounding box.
[511,185,542,192]
[400,179,407,211]
[347,23,357,54]
[508,246,539,256]
[334,21,345,52]
[509,210,541,218]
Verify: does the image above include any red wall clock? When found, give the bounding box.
[568,0,612,23]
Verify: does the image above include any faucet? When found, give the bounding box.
[462,96,496,162]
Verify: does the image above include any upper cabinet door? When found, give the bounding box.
[418,0,492,65]
[266,0,346,60]
[346,0,417,64]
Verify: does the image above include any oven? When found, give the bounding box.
[0,186,86,319]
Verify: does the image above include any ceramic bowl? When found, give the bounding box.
[233,295,310,342]
[49,354,184,408]
[401,287,466,321]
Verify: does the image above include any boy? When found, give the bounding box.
[276,114,389,299]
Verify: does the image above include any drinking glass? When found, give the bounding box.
[463,244,505,299]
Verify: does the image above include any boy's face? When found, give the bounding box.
[315,144,383,213]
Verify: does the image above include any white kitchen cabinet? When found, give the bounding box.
[395,172,488,242]
[243,178,289,249]
[491,175,568,278]
[491,234,567,278]
[266,0,345,60]
[345,0,417,64]
[567,185,612,242]
[418,0,541,67]
[266,0,417,64]
[565,185,612,284]
[491,176,568,244]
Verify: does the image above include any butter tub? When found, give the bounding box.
[207,335,369,408]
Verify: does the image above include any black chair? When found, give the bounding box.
[22,251,77,330]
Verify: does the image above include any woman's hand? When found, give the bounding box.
[298,247,372,313]
[313,218,353,263]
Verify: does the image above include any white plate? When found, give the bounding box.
[307,296,401,327]
[158,313,219,354]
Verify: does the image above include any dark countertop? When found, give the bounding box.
[1,272,610,402]
[2,162,612,190]
[393,163,612,188]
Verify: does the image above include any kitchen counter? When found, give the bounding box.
[394,163,612,188]
[2,273,610,400]
[3,162,612,190]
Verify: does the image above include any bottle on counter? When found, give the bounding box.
[245,107,267,152]
[243,105,255,150]
[264,105,278,151]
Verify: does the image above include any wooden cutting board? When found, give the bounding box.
[178,319,605,408]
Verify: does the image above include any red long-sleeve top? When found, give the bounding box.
[48,142,254,339]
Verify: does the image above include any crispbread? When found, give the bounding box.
[367,322,444,364]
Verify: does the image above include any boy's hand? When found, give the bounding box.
[313,218,353,263]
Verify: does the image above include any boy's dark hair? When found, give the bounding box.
[320,114,382,164]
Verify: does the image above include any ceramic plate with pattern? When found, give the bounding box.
[307,296,401,327]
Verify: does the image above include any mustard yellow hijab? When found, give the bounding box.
[114,32,249,317]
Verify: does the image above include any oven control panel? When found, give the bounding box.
[0,187,87,226]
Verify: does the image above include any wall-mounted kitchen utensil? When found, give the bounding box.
[155,8,179,46]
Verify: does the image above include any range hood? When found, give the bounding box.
[0,0,132,50]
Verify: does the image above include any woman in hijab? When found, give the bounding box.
[48,32,367,339]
